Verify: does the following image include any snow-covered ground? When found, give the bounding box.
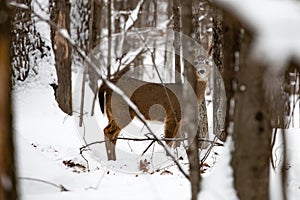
[13,68,300,200]
[12,0,300,199]
[12,69,230,200]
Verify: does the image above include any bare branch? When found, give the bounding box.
[19,177,69,192]
[79,137,223,154]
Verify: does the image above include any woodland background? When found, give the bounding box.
[1,0,300,200]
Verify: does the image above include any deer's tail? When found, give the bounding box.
[98,83,106,114]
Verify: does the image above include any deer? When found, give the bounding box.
[98,63,209,161]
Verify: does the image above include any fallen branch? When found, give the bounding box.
[79,136,223,154]
[19,177,69,192]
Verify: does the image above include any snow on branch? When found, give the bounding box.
[8,1,29,9]
[124,0,145,31]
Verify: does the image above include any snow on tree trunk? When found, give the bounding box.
[0,1,17,199]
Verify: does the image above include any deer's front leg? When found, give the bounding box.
[104,119,121,160]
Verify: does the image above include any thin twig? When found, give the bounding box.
[79,66,88,126]
[141,140,156,156]
[79,136,223,156]
[200,135,219,165]
[19,177,69,192]
[286,96,300,128]
[270,128,278,169]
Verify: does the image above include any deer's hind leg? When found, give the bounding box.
[104,119,121,160]
[164,117,182,148]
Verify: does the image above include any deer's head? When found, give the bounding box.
[194,54,210,81]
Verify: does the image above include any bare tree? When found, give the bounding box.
[193,0,209,148]
[0,1,17,199]
[87,0,103,51]
[50,0,72,115]
[89,0,103,116]
[173,0,181,82]
[182,1,201,200]
[212,5,227,141]
[221,8,273,200]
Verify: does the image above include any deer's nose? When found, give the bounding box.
[199,69,206,74]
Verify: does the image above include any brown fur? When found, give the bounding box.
[99,72,206,160]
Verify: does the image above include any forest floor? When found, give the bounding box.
[11,0,300,199]
[13,71,300,200]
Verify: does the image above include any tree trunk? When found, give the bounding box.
[222,10,272,200]
[173,0,181,82]
[89,0,103,115]
[212,6,227,141]
[182,1,201,200]
[91,0,103,49]
[0,1,17,199]
[107,0,112,78]
[51,0,72,115]
[193,0,209,148]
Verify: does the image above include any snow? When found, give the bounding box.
[14,67,232,199]
[198,137,238,200]
[14,75,300,200]
[9,2,29,9]
[12,0,300,199]
[213,0,300,73]
[14,85,192,200]
[269,129,300,200]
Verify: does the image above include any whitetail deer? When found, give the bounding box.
[99,65,209,160]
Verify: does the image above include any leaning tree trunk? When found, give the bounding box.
[50,0,72,115]
[0,1,17,199]
[222,9,272,200]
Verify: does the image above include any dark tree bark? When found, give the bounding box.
[51,0,72,115]
[182,1,201,200]
[193,0,209,148]
[90,0,103,43]
[91,0,103,49]
[107,0,112,78]
[221,9,272,200]
[212,6,227,141]
[114,0,124,33]
[173,0,181,82]
[89,0,103,116]
[212,8,223,72]
[0,1,17,199]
